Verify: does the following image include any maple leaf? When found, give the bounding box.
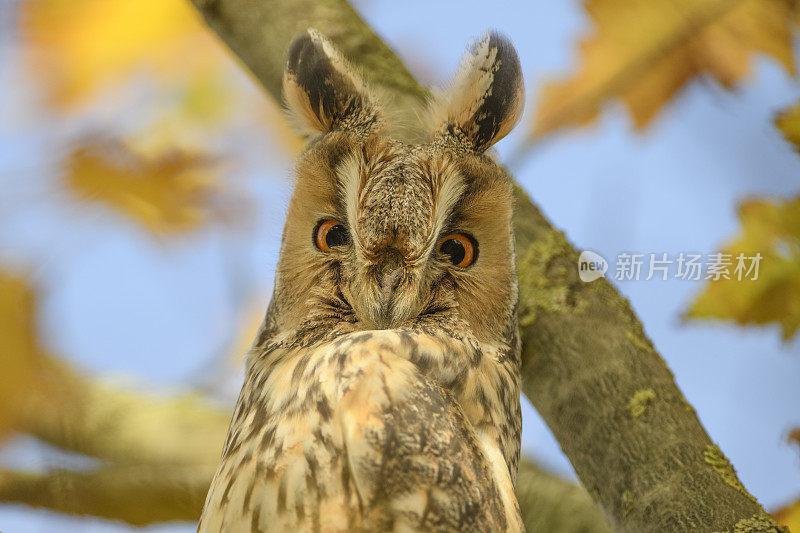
[64,140,223,235]
[685,196,800,341]
[0,272,45,441]
[531,0,797,139]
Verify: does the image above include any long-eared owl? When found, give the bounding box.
[199,28,526,532]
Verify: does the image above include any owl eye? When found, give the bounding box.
[315,219,351,252]
[436,233,477,267]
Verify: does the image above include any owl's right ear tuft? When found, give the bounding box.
[427,32,524,153]
[283,29,382,138]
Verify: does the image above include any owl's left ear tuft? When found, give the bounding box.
[283,29,382,138]
[428,32,524,153]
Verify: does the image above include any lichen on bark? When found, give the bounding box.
[704,445,758,504]
[712,513,789,533]
[628,389,656,419]
[516,229,586,326]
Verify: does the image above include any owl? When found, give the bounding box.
[199,28,525,532]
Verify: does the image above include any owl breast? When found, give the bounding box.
[198,331,520,532]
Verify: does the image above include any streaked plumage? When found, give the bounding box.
[199,29,526,532]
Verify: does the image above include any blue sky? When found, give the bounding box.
[1,0,799,530]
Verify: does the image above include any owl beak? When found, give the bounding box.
[381,268,401,302]
[354,249,421,329]
[375,267,401,328]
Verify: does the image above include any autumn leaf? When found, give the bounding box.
[685,196,800,340]
[773,498,800,531]
[20,0,215,107]
[0,272,44,442]
[789,428,800,447]
[19,0,303,162]
[531,0,797,139]
[776,101,800,153]
[64,140,223,234]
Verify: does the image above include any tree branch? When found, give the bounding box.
[17,356,228,467]
[187,1,782,531]
[517,460,613,533]
[0,465,213,526]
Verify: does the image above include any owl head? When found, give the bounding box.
[268,29,524,348]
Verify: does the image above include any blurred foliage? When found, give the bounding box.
[17,0,301,236]
[777,101,800,154]
[0,273,43,442]
[686,197,800,340]
[774,499,800,531]
[65,140,221,234]
[530,0,797,139]
[21,0,207,107]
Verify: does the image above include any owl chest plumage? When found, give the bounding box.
[198,329,521,532]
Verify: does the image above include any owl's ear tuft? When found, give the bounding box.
[428,32,524,153]
[283,29,382,137]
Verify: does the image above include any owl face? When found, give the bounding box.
[271,30,524,347]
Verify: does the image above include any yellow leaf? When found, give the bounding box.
[20,0,215,107]
[19,0,304,171]
[776,101,800,153]
[773,498,800,531]
[685,196,800,340]
[64,140,222,234]
[0,272,44,441]
[532,0,797,138]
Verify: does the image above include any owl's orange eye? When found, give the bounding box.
[436,233,477,267]
[315,219,351,252]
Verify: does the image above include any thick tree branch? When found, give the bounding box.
[517,461,613,533]
[17,356,228,467]
[187,1,783,531]
[512,190,784,532]
[0,465,213,526]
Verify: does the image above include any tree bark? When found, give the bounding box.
[187,1,785,531]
